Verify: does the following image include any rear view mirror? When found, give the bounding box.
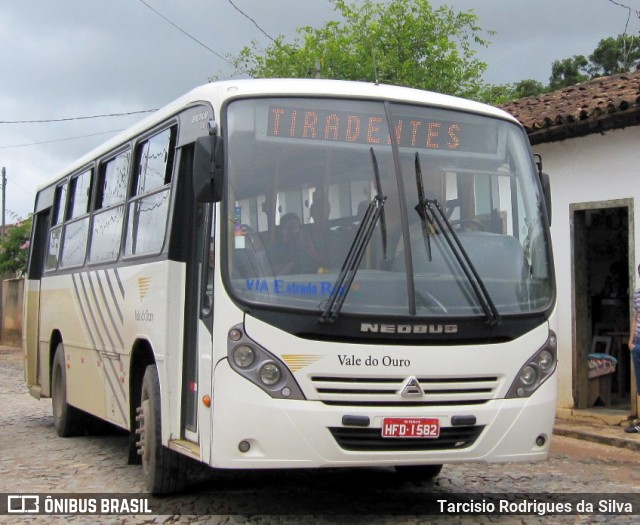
[194,135,224,202]
[540,172,552,226]
[535,154,551,226]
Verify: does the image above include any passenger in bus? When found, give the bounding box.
[269,213,303,275]
[300,190,338,272]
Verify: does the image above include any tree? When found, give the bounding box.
[480,79,547,104]
[588,35,640,77]
[491,33,640,103]
[512,79,547,98]
[0,217,32,277]
[548,55,590,90]
[545,34,640,91]
[231,0,493,99]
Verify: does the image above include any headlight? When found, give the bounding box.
[520,365,538,386]
[537,350,554,372]
[506,329,557,399]
[226,324,305,400]
[232,345,255,368]
[259,362,281,386]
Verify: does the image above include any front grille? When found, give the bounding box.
[311,375,500,406]
[329,425,485,451]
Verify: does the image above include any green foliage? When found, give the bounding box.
[0,217,32,277]
[511,79,547,98]
[538,34,640,93]
[231,0,492,99]
[548,55,590,90]
[491,34,640,103]
[230,1,639,105]
[478,79,546,105]
[588,35,640,77]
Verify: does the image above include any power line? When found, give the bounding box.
[6,209,25,222]
[136,0,232,64]
[0,109,157,125]
[0,129,124,150]
[604,0,640,69]
[606,0,640,17]
[226,0,277,43]
[4,177,34,197]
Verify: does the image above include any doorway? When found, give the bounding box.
[572,201,634,412]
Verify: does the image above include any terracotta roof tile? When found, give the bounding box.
[500,70,640,144]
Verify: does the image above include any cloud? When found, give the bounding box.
[1,0,635,220]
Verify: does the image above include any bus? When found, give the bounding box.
[23,79,556,494]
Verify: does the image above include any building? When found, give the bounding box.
[501,70,640,420]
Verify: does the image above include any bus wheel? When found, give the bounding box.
[136,364,186,494]
[51,343,85,437]
[394,464,443,481]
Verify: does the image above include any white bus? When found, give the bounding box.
[24,79,556,494]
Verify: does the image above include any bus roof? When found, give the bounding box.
[39,78,517,192]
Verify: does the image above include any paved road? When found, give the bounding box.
[1,346,639,524]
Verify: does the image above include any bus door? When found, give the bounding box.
[180,160,215,459]
[176,113,218,459]
[24,209,51,396]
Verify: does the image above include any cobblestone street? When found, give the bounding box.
[1,345,639,525]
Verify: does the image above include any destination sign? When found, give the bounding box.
[265,105,500,156]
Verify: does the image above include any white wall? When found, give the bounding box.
[533,126,640,407]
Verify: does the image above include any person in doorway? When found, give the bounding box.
[625,263,640,433]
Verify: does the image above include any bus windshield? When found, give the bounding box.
[224,97,553,318]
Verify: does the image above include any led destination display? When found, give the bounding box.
[265,104,501,156]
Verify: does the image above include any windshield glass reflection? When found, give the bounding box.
[224,97,553,317]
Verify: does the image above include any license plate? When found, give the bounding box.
[381,417,440,438]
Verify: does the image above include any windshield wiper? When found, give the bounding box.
[414,153,501,326]
[319,147,387,323]
[414,152,433,262]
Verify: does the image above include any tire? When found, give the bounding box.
[51,343,86,437]
[136,364,187,494]
[394,464,443,481]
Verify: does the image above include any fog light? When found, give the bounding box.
[238,440,251,453]
[259,362,281,386]
[233,345,255,368]
[536,435,546,447]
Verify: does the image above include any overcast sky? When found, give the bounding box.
[1,0,637,221]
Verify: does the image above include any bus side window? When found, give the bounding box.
[60,169,92,268]
[124,127,176,257]
[45,182,68,271]
[89,150,131,263]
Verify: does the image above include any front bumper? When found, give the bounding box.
[210,359,557,469]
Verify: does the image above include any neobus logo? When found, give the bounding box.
[360,323,458,334]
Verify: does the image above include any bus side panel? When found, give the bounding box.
[39,274,107,419]
[117,261,182,443]
[23,279,41,394]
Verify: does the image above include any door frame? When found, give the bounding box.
[570,198,636,414]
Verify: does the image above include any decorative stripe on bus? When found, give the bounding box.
[71,271,128,423]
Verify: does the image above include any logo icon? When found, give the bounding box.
[138,277,151,300]
[399,376,424,398]
[8,495,39,513]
